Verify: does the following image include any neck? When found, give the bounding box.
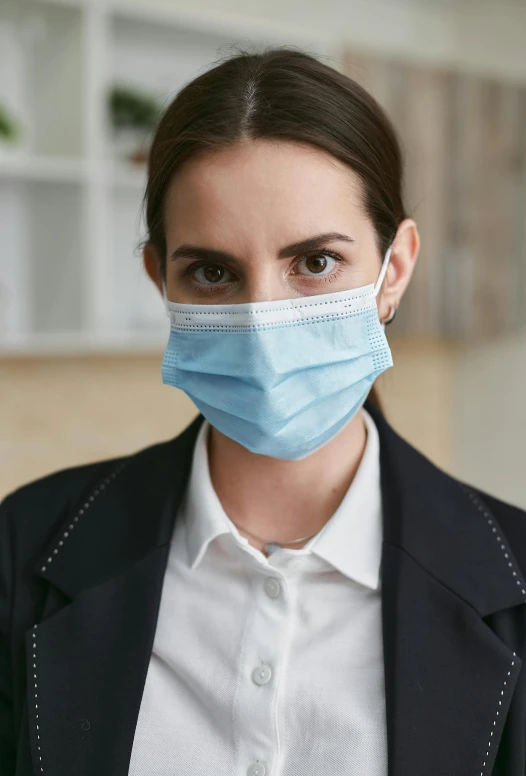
[207,410,368,549]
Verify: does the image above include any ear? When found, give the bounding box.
[377,218,420,324]
[143,242,164,296]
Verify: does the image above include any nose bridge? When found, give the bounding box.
[244,257,292,303]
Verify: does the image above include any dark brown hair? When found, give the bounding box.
[142,47,408,412]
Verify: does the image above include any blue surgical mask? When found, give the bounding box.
[162,245,394,459]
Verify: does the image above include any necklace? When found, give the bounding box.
[231,520,318,556]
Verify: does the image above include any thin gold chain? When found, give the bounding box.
[230,519,317,546]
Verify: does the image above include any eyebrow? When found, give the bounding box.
[169,232,355,264]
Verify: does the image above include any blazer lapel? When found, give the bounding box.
[369,403,526,776]
[26,415,204,776]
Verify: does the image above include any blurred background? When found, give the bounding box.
[1,0,525,506]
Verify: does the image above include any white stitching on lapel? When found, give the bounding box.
[31,624,43,772]
[464,487,526,598]
[40,460,129,573]
[480,653,518,775]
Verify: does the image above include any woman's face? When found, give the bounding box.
[147,139,419,320]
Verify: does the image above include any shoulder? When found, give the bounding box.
[0,455,128,563]
[367,400,526,575]
[1,414,204,569]
[0,416,203,565]
[3,457,121,509]
[467,485,526,569]
[420,448,526,575]
[0,434,177,560]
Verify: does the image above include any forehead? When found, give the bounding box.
[163,139,367,244]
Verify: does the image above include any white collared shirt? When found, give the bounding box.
[129,408,387,776]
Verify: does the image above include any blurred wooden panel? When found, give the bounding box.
[445,72,481,338]
[342,48,526,342]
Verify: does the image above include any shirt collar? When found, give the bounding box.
[184,409,382,591]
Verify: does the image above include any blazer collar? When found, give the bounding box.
[34,401,526,617]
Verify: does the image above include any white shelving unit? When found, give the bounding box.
[0,0,333,356]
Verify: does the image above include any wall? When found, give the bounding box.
[454,333,526,509]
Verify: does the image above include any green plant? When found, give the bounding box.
[109,86,162,131]
[0,105,20,142]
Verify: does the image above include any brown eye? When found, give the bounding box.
[305,255,327,274]
[189,262,233,288]
[295,252,339,277]
[203,265,224,283]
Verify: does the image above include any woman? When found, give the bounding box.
[1,48,526,776]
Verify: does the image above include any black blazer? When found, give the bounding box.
[2,401,526,776]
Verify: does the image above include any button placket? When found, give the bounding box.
[234,568,292,776]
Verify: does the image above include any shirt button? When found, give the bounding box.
[247,762,266,776]
[252,664,272,686]
[264,577,281,598]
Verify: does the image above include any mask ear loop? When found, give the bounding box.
[161,280,171,315]
[373,243,393,298]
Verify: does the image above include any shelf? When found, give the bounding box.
[0,153,89,183]
[0,154,149,188]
